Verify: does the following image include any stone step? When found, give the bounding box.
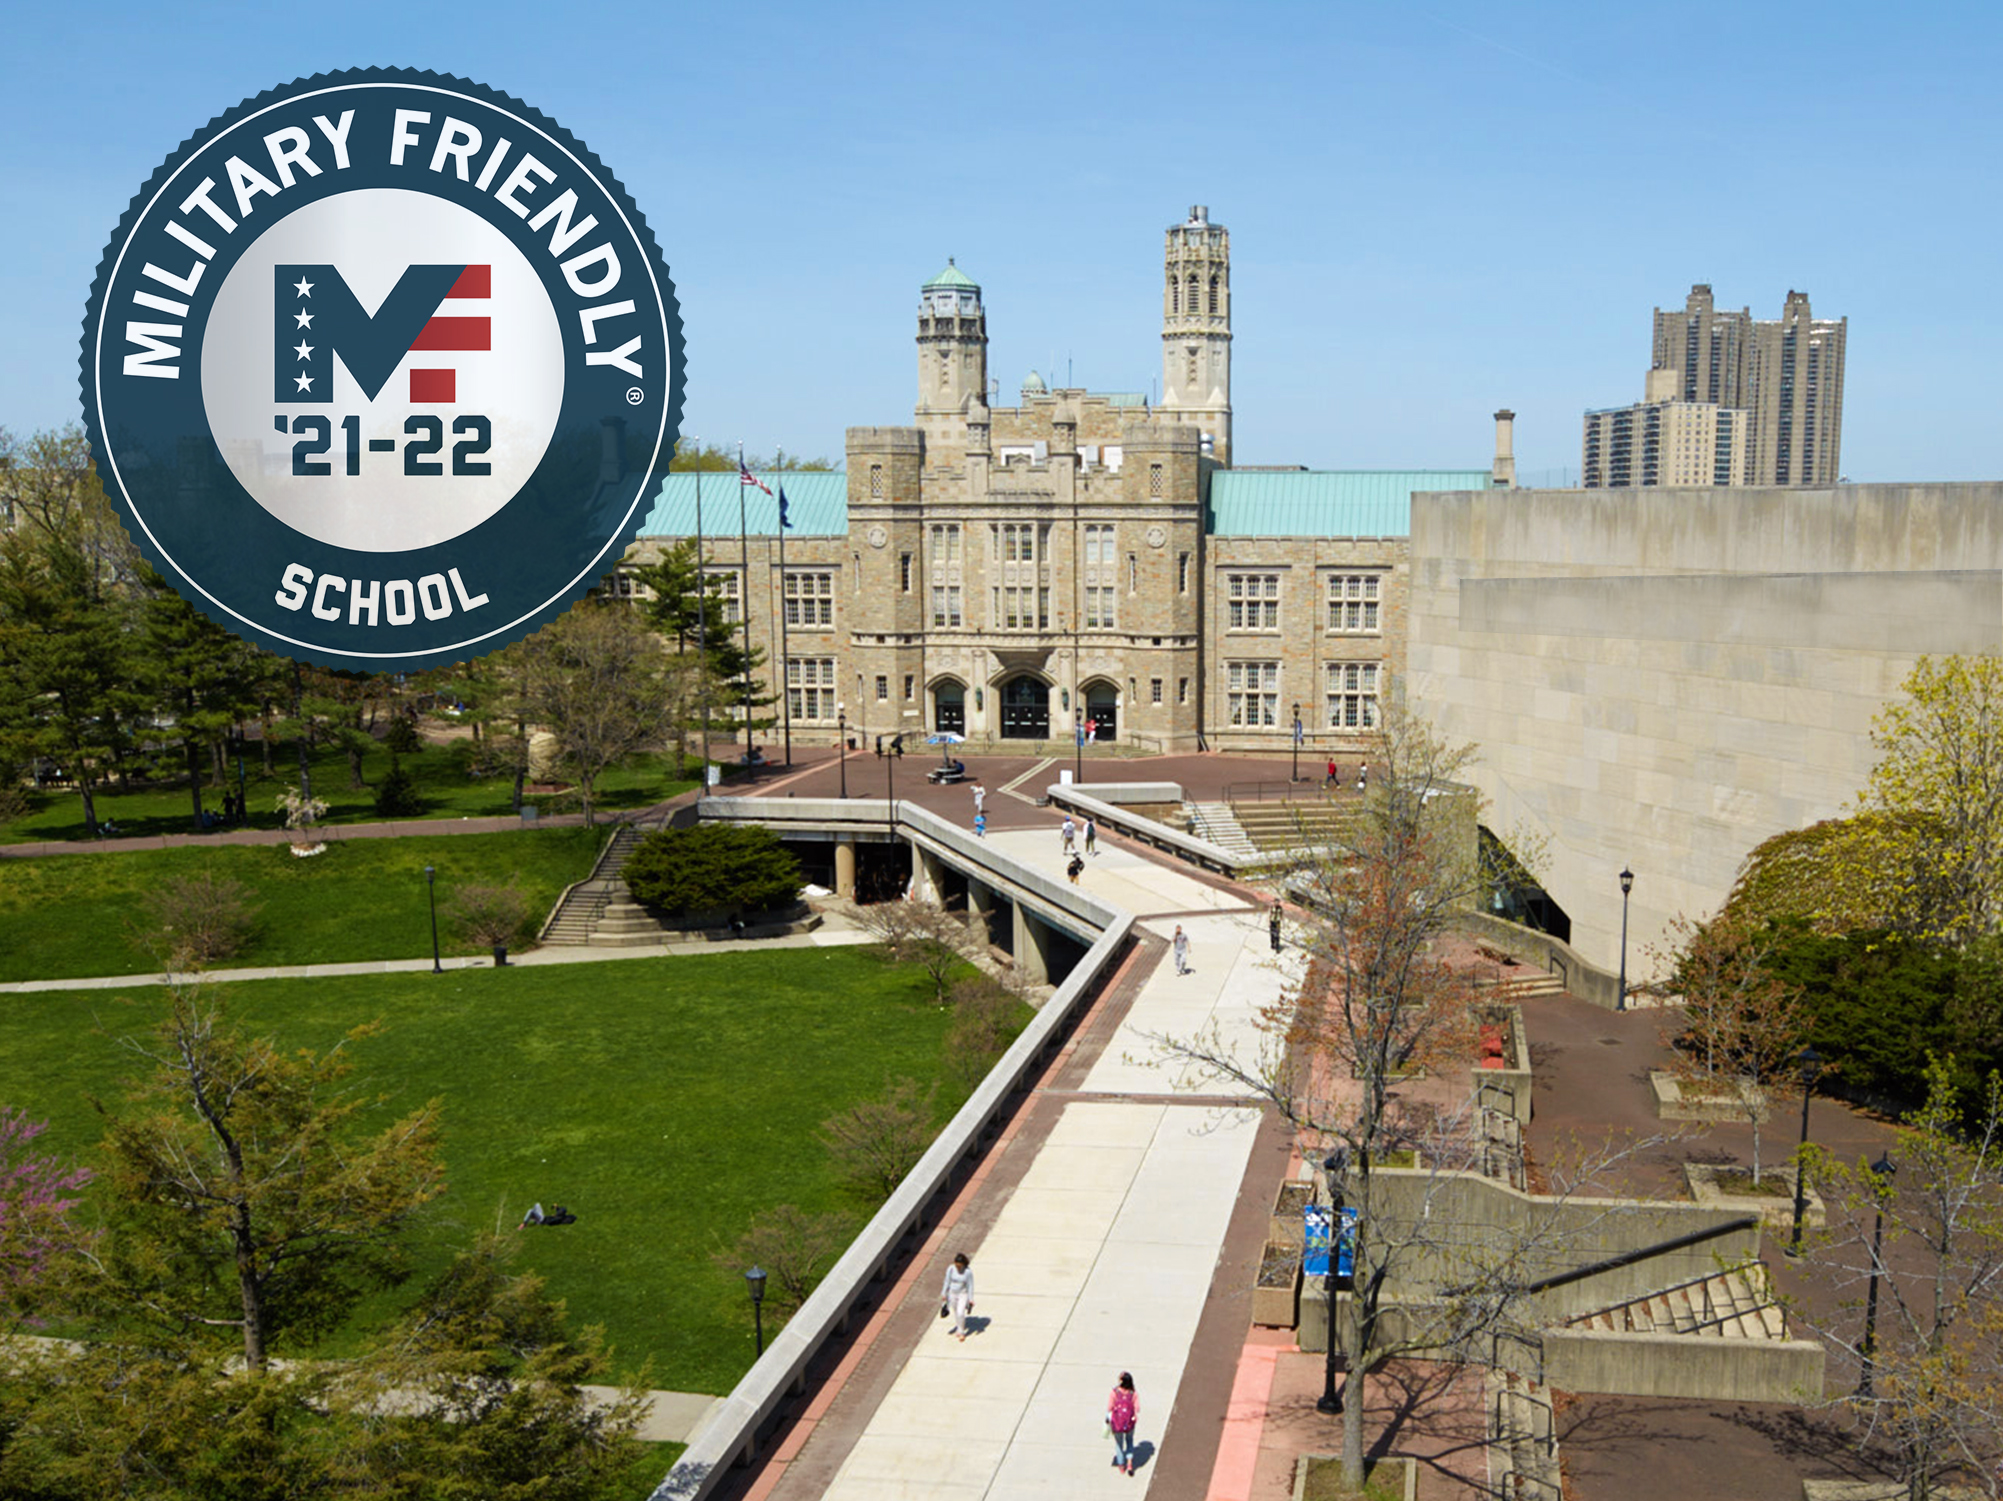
[1571,1263,1787,1340]
[1488,1373,1561,1501]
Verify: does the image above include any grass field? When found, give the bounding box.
[0,948,973,1395]
[0,827,603,982]
[3,740,704,844]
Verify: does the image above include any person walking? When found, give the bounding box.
[1061,814,1076,855]
[1067,852,1084,885]
[940,1252,975,1342]
[1107,1372,1139,1474]
[1269,899,1283,953]
[974,810,987,838]
[1084,816,1098,856]
[1356,763,1368,795]
[1172,924,1190,976]
[1326,757,1339,786]
[972,782,986,817]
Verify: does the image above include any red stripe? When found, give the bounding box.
[447,264,490,298]
[409,369,456,402]
[411,317,490,351]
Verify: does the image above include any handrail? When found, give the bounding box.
[1517,1215,1760,1299]
[1223,779,1339,803]
[1562,1259,1761,1325]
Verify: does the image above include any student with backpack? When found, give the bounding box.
[1106,1372,1138,1474]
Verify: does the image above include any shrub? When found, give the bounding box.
[945,974,1031,1092]
[819,1078,935,1202]
[710,1204,852,1317]
[128,869,262,970]
[622,824,802,916]
[383,717,423,755]
[444,882,534,951]
[373,758,426,818]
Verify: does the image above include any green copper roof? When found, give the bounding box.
[639,471,848,538]
[923,259,979,290]
[1207,470,1491,537]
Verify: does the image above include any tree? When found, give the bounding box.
[514,605,673,825]
[127,868,262,972]
[668,438,835,472]
[1797,1058,2003,1500]
[620,823,802,917]
[443,881,534,952]
[711,1205,852,1318]
[1849,655,2003,949]
[0,529,139,836]
[84,989,443,1372]
[1147,699,1661,1489]
[1651,908,1812,1184]
[133,569,265,831]
[851,897,982,1005]
[0,1107,90,1318]
[820,1078,936,1202]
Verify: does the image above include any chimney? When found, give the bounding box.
[1491,409,1517,490]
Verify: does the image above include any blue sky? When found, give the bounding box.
[5,1,1997,481]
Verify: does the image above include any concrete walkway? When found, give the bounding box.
[782,817,1296,1500]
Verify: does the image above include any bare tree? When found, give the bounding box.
[513,604,673,824]
[1796,1058,2003,1501]
[1147,698,1670,1488]
[712,1204,853,1316]
[1650,908,1812,1185]
[852,896,984,1005]
[819,1078,936,1202]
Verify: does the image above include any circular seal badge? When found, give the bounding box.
[81,67,682,670]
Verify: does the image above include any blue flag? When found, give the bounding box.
[778,484,793,529]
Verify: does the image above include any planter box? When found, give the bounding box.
[1270,1179,1315,1247]
[1685,1161,1824,1230]
[1651,1070,1774,1123]
[1293,1454,1417,1501]
[1253,1241,1302,1328]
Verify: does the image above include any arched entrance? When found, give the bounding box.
[999,676,1050,740]
[1083,680,1119,743]
[933,679,965,735]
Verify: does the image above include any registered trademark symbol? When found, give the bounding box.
[625,387,644,405]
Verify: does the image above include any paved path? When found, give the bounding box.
[784,813,1298,1500]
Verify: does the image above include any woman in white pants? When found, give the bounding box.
[941,1252,975,1341]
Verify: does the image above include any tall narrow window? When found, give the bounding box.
[1149,463,1164,498]
[1170,275,1179,315]
[899,553,912,592]
[1177,552,1190,593]
[1208,274,1219,314]
[1128,554,1138,592]
[868,464,883,498]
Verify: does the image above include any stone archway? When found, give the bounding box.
[998,675,1050,740]
[1082,678,1119,743]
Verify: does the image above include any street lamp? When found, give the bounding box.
[837,704,848,798]
[744,1264,768,1356]
[424,865,443,974]
[1317,1147,1348,1414]
[1858,1151,1896,1395]
[1786,1045,1824,1256]
[1291,703,1303,782]
[1616,866,1634,1011]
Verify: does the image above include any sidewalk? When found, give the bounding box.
[742,811,1299,1501]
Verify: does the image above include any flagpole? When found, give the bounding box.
[692,442,708,801]
[777,482,792,768]
[737,441,752,771]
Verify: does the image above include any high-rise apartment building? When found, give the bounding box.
[1583,368,1747,489]
[1648,285,1847,485]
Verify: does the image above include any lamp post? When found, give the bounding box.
[1291,703,1303,782]
[1616,866,1634,1011]
[886,734,896,829]
[744,1265,768,1356]
[424,865,443,974]
[1317,1148,1348,1414]
[1786,1045,1824,1256]
[1858,1151,1896,1396]
[837,705,848,798]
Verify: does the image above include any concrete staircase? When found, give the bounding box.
[1228,798,1365,853]
[1184,801,1259,860]
[1480,971,1567,1002]
[1487,1371,1561,1501]
[538,820,655,946]
[1567,1262,1787,1340]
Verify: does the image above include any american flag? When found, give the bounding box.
[739,463,772,496]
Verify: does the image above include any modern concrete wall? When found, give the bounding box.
[1409,482,2003,978]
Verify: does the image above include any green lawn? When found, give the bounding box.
[0,827,603,982]
[3,740,703,844]
[0,949,966,1395]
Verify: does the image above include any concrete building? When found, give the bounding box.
[1583,368,1748,489]
[1644,284,1847,485]
[1407,481,2003,983]
[627,207,1496,756]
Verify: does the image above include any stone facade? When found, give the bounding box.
[628,207,1490,757]
[1407,481,2003,980]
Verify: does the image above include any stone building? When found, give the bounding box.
[628,207,1494,756]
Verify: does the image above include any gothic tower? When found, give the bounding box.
[1160,205,1231,464]
[916,259,988,416]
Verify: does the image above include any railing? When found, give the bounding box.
[652,807,1134,1500]
[1512,1214,1760,1300]
[1045,785,1277,877]
[1564,1260,1779,1338]
[534,815,657,944]
[1223,779,1336,803]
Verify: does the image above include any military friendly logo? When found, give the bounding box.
[82,68,682,669]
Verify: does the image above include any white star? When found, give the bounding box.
[294,310,313,329]
[294,341,314,361]
[293,277,314,297]
[294,373,314,393]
